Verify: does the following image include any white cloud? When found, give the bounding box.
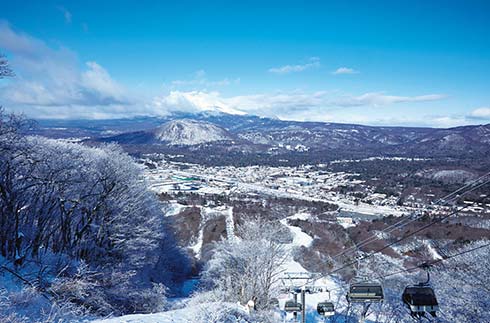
[268,57,320,74]
[148,90,448,123]
[333,115,473,128]
[150,91,246,116]
[469,107,490,119]
[429,116,471,128]
[335,92,447,107]
[0,20,48,56]
[81,61,126,102]
[170,70,239,88]
[0,22,132,112]
[332,67,359,75]
[0,22,464,126]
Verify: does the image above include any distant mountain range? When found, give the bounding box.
[30,112,490,163]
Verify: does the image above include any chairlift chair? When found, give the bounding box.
[402,267,438,318]
[402,285,438,318]
[346,282,384,303]
[347,256,384,303]
[284,300,302,313]
[317,301,335,317]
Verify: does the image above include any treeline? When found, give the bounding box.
[0,110,191,319]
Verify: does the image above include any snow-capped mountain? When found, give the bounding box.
[153,119,233,145]
[92,118,236,146]
[36,112,490,161]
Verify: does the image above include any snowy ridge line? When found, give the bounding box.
[328,171,490,262]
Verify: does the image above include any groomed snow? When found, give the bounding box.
[90,302,248,323]
[277,213,349,322]
[280,214,313,248]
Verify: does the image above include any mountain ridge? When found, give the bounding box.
[29,112,490,162]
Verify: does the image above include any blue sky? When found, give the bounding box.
[1,0,489,126]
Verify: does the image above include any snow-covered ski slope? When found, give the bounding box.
[92,212,382,323]
[90,302,249,323]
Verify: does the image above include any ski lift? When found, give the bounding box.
[284,300,302,312]
[346,281,384,303]
[317,301,335,317]
[346,256,384,303]
[402,265,438,318]
[317,289,335,317]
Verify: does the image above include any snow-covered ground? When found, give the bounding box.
[90,302,249,323]
[276,212,395,323]
[143,160,411,218]
[277,213,349,323]
[90,211,351,323]
[120,160,489,323]
[191,205,234,258]
[280,213,314,248]
[162,201,187,217]
[88,206,471,323]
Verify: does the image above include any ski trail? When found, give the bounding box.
[225,206,236,242]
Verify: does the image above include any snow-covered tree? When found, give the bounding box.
[0,111,191,317]
[201,217,290,309]
[0,53,14,78]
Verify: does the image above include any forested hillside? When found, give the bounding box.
[0,110,191,322]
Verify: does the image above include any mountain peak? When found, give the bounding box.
[153,119,233,145]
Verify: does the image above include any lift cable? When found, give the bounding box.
[327,188,489,276]
[329,171,490,262]
[306,241,490,296]
[329,173,490,262]
[430,170,490,205]
[328,203,472,276]
[377,241,490,280]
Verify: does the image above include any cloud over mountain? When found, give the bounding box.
[0,22,480,127]
[469,107,490,119]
